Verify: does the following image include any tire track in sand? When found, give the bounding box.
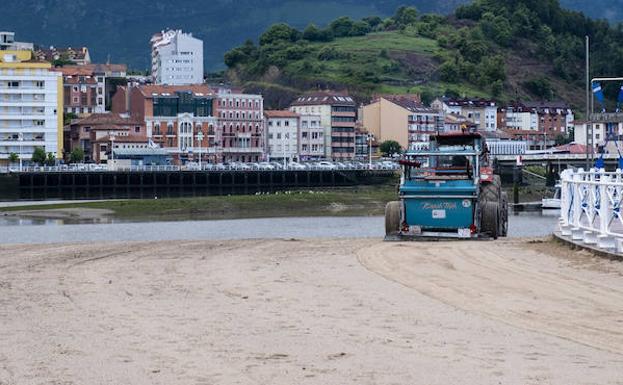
[357,240,623,355]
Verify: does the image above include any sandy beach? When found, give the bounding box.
[1,237,623,384]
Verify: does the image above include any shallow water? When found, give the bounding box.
[0,211,558,244]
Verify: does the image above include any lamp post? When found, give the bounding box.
[196,131,204,169]
[18,132,23,172]
[367,133,375,170]
[110,134,116,167]
[283,131,287,169]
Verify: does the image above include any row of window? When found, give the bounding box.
[218,98,261,109]
[220,111,262,120]
[301,144,324,152]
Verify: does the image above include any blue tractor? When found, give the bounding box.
[385,131,508,240]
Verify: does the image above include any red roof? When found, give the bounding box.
[553,143,587,154]
[72,113,144,126]
[264,110,299,118]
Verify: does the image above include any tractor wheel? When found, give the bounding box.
[481,201,500,239]
[385,201,401,236]
[500,192,509,237]
[480,175,502,203]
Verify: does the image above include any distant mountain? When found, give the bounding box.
[1,0,620,71]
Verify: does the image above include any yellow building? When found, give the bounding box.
[362,96,443,151]
[0,49,63,164]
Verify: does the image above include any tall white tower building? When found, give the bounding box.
[150,29,203,86]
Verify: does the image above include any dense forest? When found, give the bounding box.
[223,0,623,110]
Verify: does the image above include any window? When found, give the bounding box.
[154,124,161,134]
[285,121,289,127]
[302,132,308,138]
[35,120,45,126]
[135,126,141,133]
[7,81,19,88]
[35,81,44,88]
[277,133,281,139]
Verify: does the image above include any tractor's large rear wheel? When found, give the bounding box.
[481,201,500,239]
[385,201,401,236]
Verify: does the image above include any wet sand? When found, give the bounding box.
[1,238,622,384]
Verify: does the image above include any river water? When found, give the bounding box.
[0,211,559,244]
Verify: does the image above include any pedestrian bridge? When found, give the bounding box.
[558,168,623,256]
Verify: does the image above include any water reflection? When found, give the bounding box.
[0,211,559,244]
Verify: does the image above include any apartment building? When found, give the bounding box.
[151,29,203,85]
[0,49,63,164]
[407,107,445,150]
[264,110,299,162]
[298,114,325,160]
[58,66,105,115]
[361,95,428,150]
[112,84,218,163]
[290,91,356,160]
[432,97,497,131]
[58,64,128,116]
[215,87,264,162]
[498,101,575,150]
[64,113,146,163]
[0,31,33,51]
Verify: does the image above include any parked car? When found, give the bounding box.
[288,161,307,170]
[316,161,337,170]
[258,162,275,170]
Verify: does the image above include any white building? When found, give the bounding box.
[298,114,325,160]
[0,50,63,164]
[573,119,623,153]
[151,29,203,86]
[0,31,33,51]
[432,97,497,131]
[264,110,299,162]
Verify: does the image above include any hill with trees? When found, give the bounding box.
[224,0,623,110]
[0,0,621,71]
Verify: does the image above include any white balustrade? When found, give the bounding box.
[559,168,623,252]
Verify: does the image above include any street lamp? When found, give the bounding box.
[196,131,204,169]
[367,133,375,170]
[18,132,23,172]
[110,134,116,167]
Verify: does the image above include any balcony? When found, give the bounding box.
[332,111,356,118]
[221,147,263,153]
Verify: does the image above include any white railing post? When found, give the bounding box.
[559,169,572,233]
[571,169,584,240]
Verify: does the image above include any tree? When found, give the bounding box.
[439,61,460,82]
[46,152,56,166]
[329,16,355,37]
[393,6,418,27]
[259,23,300,46]
[63,112,77,126]
[31,147,46,165]
[70,147,85,163]
[8,152,18,163]
[379,140,403,157]
[349,21,371,36]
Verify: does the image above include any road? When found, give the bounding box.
[1,238,622,384]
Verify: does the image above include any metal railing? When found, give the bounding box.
[0,161,400,174]
[559,168,623,252]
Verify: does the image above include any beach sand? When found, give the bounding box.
[1,238,622,384]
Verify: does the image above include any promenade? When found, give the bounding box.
[1,237,622,384]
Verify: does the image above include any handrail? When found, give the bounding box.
[559,167,623,251]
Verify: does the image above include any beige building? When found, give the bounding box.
[362,96,442,150]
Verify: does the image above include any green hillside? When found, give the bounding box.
[224,0,623,110]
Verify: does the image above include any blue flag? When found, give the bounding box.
[592,82,606,112]
[617,83,623,112]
